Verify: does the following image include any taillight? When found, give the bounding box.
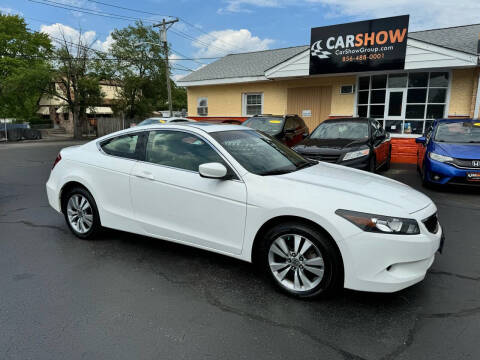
[52,153,62,169]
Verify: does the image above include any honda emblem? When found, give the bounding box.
[473,160,480,167]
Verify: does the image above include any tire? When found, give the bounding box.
[62,187,101,239]
[421,167,431,188]
[259,222,343,299]
[368,156,376,173]
[383,147,391,171]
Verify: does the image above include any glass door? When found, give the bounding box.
[385,89,406,120]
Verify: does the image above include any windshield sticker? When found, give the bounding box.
[474,123,480,127]
[269,120,282,124]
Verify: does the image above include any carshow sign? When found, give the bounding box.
[309,15,409,75]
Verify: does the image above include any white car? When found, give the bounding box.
[46,123,443,298]
[134,117,195,127]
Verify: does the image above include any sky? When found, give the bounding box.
[1,0,479,80]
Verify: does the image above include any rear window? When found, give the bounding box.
[243,117,284,136]
[100,133,142,159]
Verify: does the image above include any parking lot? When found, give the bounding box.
[1,140,479,360]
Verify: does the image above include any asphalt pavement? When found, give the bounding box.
[1,140,479,360]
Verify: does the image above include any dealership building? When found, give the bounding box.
[178,19,480,163]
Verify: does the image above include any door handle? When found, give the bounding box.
[134,171,154,180]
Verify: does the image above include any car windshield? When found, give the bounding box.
[310,121,369,140]
[434,122,480,143]
[211,130,315,176]
[138,118,163,126]
[243,117,285,136]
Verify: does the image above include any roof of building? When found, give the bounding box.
[409,23,480,55]
[179,24,480,84]
[180,45,309,82]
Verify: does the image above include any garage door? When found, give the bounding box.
[287,86,332,132]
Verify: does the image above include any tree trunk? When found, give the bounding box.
[72,107,82,139]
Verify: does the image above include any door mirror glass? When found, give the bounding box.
[199,162,228,179]
[415,136,426,144]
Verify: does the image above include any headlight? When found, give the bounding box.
[342,148,370,161]
[429,152,453,163]
[335,209,420,235]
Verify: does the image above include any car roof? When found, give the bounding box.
[323,117,370,123]
[134,123,250,133]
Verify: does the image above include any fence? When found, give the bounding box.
[96,117,132,137]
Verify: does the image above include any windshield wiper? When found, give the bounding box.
[296,161,317,171]
[259,169,295,176]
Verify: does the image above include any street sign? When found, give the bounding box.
[309,15,409,75]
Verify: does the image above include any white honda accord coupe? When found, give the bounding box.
[46,123,443,298]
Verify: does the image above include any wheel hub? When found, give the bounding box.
[268,233,325,292]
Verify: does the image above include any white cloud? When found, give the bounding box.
[0,7,23,15]
[193,29,274,57]
[40,23,113,51]
[218,0,480,30]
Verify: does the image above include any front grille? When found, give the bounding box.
[451,158,480,170]
[423,213,439,234]
[306,154,340,163]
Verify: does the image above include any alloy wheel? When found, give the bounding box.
[67,194,93,234]
[268,234,325,292]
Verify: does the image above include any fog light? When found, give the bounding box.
[433,174,441,181]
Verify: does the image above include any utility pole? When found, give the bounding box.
[154,18,178,117]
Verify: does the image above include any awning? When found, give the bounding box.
[56,106,69,114]
[36,107,50,115]
[86,106,113,115]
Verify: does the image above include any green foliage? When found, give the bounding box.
[107,21,186,119]
[0,14,53,120]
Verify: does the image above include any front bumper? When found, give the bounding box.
[339,156,370,170]
[340,205,443,293]
[426,158,480,186]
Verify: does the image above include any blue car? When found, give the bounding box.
[416,118,480,186]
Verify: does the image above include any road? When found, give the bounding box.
[1,140,479,360]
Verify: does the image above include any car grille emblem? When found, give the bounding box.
[473,160,480,167]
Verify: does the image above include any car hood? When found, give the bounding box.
[432,141,480,159]
[280,163,432,214]
[294,138,368,152]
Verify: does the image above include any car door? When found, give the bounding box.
[417,126,433,171]
[370,120,386,166]
[283,116,297,147]
[92,131,147,232]
[129,129,247,255]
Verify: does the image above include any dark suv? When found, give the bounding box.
[242,114,309,147]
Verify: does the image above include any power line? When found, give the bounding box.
[28,0,153,23]
[3,54,217,61]
[83,0,173,18]
[29,0,244,56]
[80,0,254,53]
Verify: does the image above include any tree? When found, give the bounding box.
[46,31,104,139]
[0,14,52,121]
[107,21,186,120]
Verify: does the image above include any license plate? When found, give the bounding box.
[466,172,480,181]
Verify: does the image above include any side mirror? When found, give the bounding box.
[199,162,228,179]
[415,137,426,144]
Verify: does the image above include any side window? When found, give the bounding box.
[145,130,225,172]
[197,98,208,116]
[296,117,306,129]
[101,133,142,159]
[284,117,296,131]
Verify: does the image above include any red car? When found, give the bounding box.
[243,114,309,147]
